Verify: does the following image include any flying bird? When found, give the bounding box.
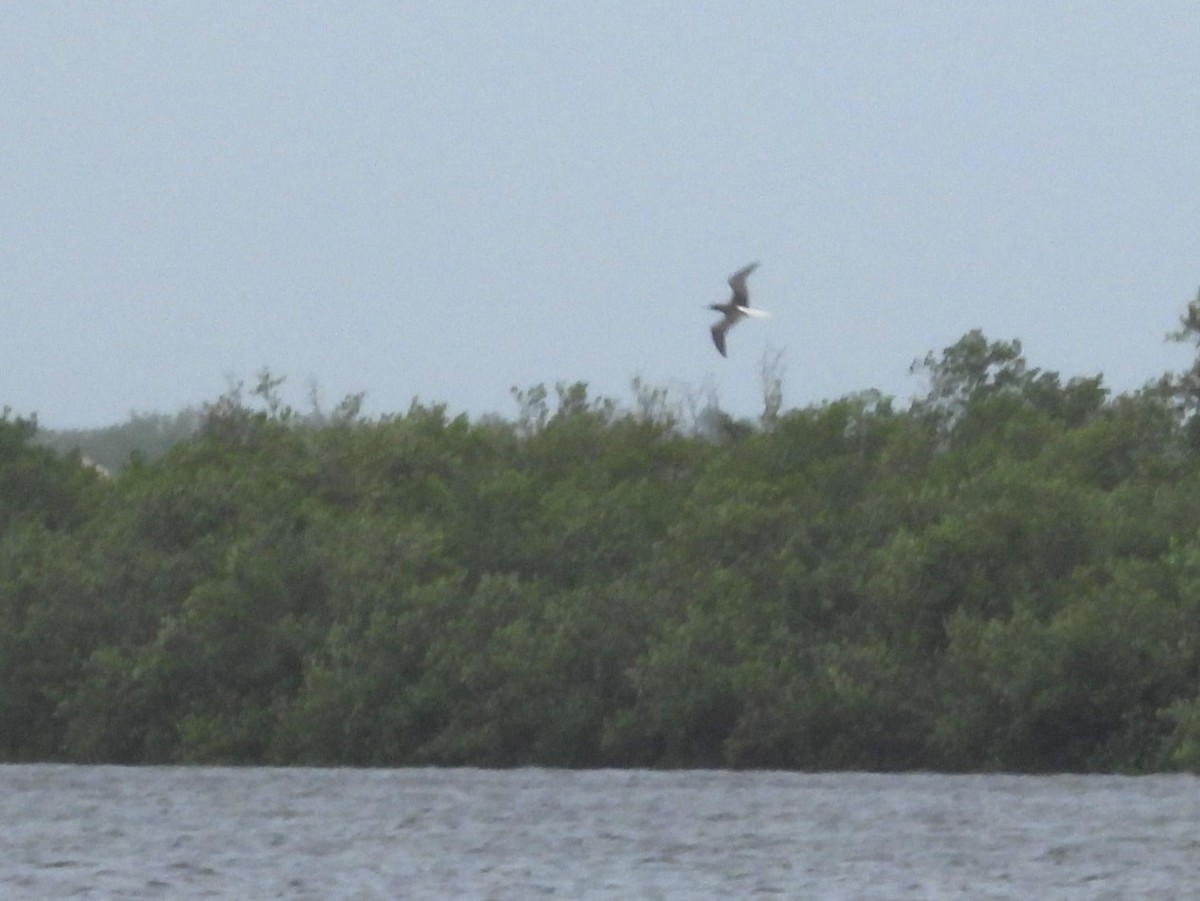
[708,262,768,357]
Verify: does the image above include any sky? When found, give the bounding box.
[4,3,1200,428]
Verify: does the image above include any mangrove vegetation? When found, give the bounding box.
[6,315,1200,772]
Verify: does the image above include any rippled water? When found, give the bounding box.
[2,765,1197,899]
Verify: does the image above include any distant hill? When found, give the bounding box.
[35,409,202,474]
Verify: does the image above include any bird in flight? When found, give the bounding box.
[708,262,768,357]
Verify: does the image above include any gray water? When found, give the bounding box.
[2,766,1197,899]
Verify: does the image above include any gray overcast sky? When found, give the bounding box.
[4,3,1200,428]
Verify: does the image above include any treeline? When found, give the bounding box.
[35,409,202,475]
[5,318,1200,772]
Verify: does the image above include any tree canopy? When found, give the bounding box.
[6,315,1200,772]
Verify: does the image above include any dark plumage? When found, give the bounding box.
[708,262,764,357]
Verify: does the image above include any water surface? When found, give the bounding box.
[3,766,1196,899]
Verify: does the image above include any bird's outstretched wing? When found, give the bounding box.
[727,262,760,307]
[711,319,732,357]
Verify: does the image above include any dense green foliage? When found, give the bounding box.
[6,319,1200,772]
